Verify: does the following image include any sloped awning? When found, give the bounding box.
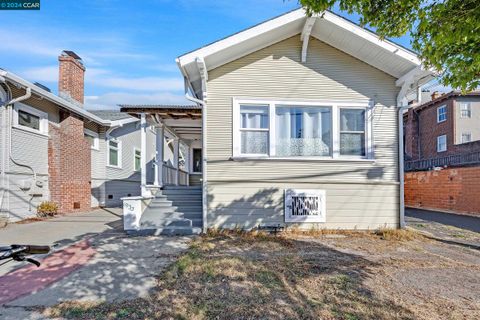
[119,104,202,140]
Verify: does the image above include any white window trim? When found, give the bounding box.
[13,102,48,136]
[133,147,141,172]
[232,98,374,161]
[84,128,99,150]
[107,138,122,169]
[461,132,472,144]
[437,105,447,123]
[459,102,471,119]
[437,135,447,152]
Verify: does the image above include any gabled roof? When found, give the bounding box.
[177,8,426,99]
[0,69,125,127]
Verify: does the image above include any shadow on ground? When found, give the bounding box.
[42,233,418,320]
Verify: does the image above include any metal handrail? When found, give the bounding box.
[405,151,480,171]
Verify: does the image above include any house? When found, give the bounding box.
[0,51,151,221]
[404,91,480,215]
[404,91,480,162]
[121,8,433,234]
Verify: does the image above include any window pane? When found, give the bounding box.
[193,149,202,172]
[438,106,446,122]
[275,106,331,156]
[18,110,40,130]
[340,133,365,156]
[134,152,141,171]
[109,149,118,166]
[340,109,365,131]
[240,105,268,129]
[84,134,94,147]
[241,131,268,154]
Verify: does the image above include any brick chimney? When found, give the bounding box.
[58,50,85,104]
[431,91,443,101]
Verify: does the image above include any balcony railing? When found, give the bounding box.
[405,151,480,172]
[162,164,189,186]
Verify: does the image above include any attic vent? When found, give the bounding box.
[284,189,326,223]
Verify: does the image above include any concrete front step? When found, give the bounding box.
[133,186,203,236]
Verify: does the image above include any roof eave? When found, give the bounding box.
[0,70,113,126]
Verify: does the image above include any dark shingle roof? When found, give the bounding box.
[118,104,201,110]
[89,110,136,121]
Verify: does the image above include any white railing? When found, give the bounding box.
[162,164,177,185]
[162,165,190,186]
[179,169,189,186]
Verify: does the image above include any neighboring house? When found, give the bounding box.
[404,91,480,162]
[0,51,144,222]
[404,91,480,215]
[86,110,157,207]
[121,9,433,234]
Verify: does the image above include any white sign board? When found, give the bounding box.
[284,189,326,223]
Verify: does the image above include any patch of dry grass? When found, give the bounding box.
[43,228,480,320]
[374,227,422,241]
[43,231,422,320]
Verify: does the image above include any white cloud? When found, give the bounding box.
[20,65,58,83]
[84,92,190,110]
[0,30,60,57]
[90,76,184,91]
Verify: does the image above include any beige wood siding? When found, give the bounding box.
[206,35,401,229]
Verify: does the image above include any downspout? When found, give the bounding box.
[182,75,207,233]
[0,78,33,215]
[398,105,408,228]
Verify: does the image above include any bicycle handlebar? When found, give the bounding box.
[0,244,50,259]
[23,245,50,255]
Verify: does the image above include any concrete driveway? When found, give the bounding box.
[0,208,193,319]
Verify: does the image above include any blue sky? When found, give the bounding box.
[0,0,413,110]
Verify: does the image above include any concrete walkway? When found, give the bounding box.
[406,208,480,248]
[0,209,193,320]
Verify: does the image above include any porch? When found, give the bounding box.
[119,104,203,235]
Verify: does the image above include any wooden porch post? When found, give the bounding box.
[140,113,148,196]
[155,124,164,187]
[174,137,180,186]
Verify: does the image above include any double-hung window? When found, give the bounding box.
[134,149,141,171]
[239,105,269,155]
[437,105,447,123]
[234,99,371,159]
[460,102,471,118]
[461,132,472,144]
[108,140,122,168]
[437,135,447,152]
[340,108,366,156]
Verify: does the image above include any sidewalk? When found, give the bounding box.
[0,208,123,276]
[0,208,193,319]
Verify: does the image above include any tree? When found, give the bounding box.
[298,0,480,91]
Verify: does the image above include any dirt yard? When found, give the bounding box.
[43,229,480,320]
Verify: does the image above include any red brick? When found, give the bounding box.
[48,112,91,213]
[405,167,480,215]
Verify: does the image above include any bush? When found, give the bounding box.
[37,201,59,217]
